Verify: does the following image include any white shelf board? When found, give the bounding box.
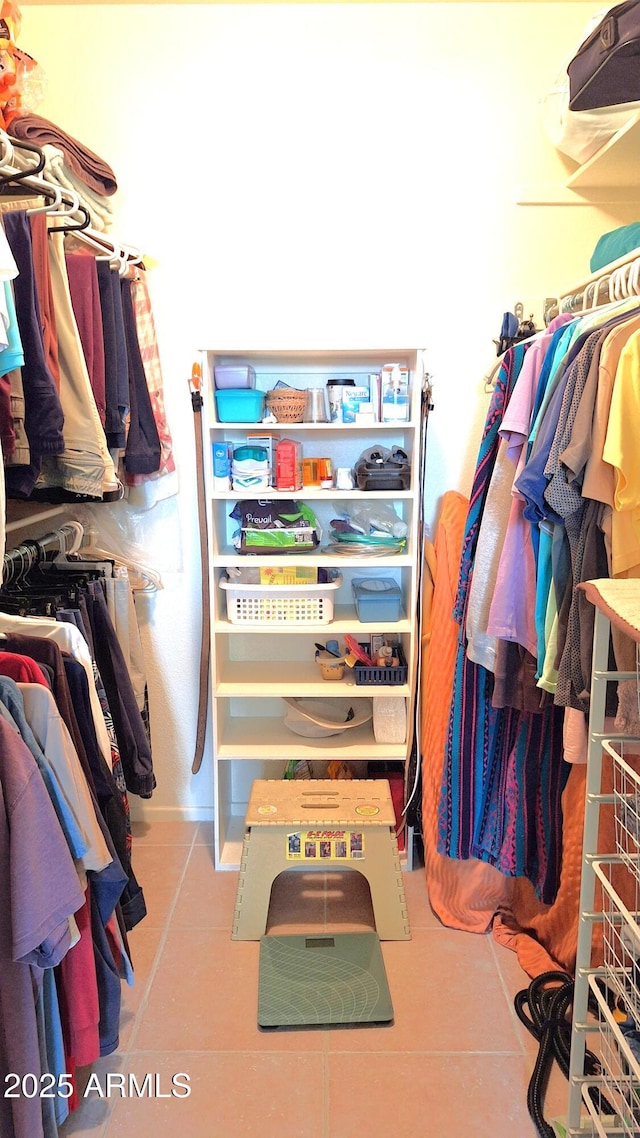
[201,347,421,365]
[212,488,413,501]
[216,717,408,760]
[516,184,640,206]
[518,111,640,205]
[567,111,640,190]
[213,550,414,568]
[209,421,418,433]
[214,660,410,697]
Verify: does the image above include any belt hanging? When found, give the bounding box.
[189,360,210,774]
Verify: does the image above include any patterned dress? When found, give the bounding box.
[438,340,568,903]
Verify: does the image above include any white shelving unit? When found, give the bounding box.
[200,348,427,870]
[567,585,640,1136]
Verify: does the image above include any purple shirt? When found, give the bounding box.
[0,717,84,1138]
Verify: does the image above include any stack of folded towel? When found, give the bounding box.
[7,110,118,230]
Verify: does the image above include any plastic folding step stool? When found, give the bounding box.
[232,778,411,941]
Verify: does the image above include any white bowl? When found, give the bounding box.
[282,697,372,738]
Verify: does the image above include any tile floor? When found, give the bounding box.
[59,821,569,1138]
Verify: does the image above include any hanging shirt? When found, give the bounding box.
[603,326,640,574]
[0,716,85,1138]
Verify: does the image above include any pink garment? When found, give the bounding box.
[56,885,100,1069]
[563,706,588,764]
[65,252,106,426]
[486,494,538,656]
[485,328,559,656]
[127,272,175,485]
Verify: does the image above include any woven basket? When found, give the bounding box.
[266,387,307,423]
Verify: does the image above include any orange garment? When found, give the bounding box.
[421,492,640,980]
[421,490,510,933]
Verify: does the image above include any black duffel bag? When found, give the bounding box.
[568,0,640,111]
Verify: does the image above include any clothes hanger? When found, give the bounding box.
[0,136,45,184]
[0,166,67,218]
[65,225,137,275]
[0,129,15,173]
[47,187,91,234]
[77,525,162,593]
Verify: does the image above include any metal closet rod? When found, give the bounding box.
[2,521,85,583]
[557,244,640,313]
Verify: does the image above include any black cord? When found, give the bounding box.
[514,970,616,1137]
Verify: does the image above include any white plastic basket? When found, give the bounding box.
[219,573,342,625]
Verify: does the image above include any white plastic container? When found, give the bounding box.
[214,365,256,389]
[232,445,270,491]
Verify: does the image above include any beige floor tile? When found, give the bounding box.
[131,844,192,929]
[105,1052,324,1138]
[327,1051,543,1138]
[68,819,575,1138]
[326,927,523,1053]
[402,866,446,929]
[118,924,165,1050]
[132,928,324,1052]
[194,820,215,844]
[59,1054,125,1137]
[487,940,572,1122]
[131,820,199,846]
[171,846,240,929]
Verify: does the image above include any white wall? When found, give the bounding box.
[17,1,635,820]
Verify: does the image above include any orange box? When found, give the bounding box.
[275,438,303,492]
[303,457,320,486]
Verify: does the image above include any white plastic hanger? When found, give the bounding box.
[0,129,14,172]
[78,524,163,593]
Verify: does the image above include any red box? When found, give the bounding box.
[275,438,303,492]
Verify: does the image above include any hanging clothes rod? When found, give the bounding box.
[557,244,640,313]
[2,521,85,586]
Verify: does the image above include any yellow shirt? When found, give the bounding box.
[603,326,640,574]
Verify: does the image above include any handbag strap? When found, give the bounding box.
[189,361,210,775]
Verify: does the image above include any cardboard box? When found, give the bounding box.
[381,365,409,422]
[368,373,381,421]
[259,566,318,585]
[342,385,371,423]
[275,438,303,492]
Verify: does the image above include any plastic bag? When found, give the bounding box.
[541,6,640,165]
[229,499,321,554]
[0,3,46,121]
[338,501,408,540]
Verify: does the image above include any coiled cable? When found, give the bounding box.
[514,970,616,1137]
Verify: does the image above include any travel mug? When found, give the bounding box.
[304,388,328,422]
